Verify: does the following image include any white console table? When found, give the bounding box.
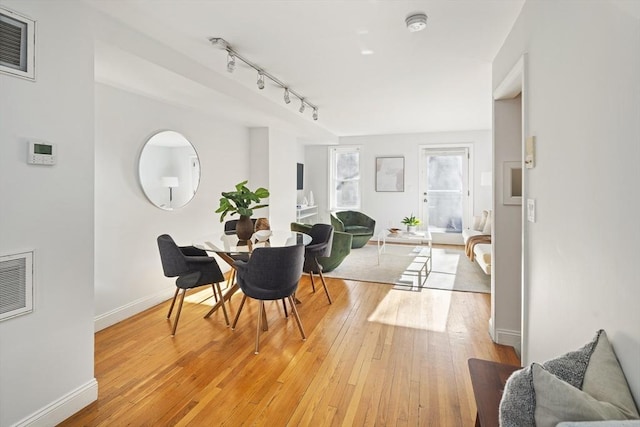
[296,205,317,223]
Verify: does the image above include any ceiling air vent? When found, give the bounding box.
[0,251,34,322]
[0,6,35,80]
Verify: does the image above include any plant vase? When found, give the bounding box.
[407,225,417,233]
[236,215,254,241]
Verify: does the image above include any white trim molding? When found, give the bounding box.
[13,379,98,427]
[94,287,175,332]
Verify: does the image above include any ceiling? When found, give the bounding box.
[88,0,525,139]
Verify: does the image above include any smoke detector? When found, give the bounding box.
[406,13,428,32]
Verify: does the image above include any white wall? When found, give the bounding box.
[306,131,492,232]
[305,145,331,223]
[0,2,97,426]
[267,129,299,230]
[94,83,250,329]
[492,96,523,347]
[494,1,640,401]
[248,127,299,230]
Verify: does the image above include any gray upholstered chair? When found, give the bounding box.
[231,244,306,354]
[301,224,334,304]
[157,234,229,336]
[331,210,376,248]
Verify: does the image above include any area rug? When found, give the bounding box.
[323,243,490,293]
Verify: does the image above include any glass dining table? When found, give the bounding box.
[193,230,312,318]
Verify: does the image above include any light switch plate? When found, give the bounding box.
[527,199,536,222]
[525,136,535,169]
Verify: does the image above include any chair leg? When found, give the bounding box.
[213,283,230,326]
[171,289,187,336]
[167,288,179,318]
[287,296,306,341]
[231,294,247,330]
[309,272,316,292]
[282,298,288,317]
[261,305,269,331]
[316,260,333,304]
[255,301,265,354]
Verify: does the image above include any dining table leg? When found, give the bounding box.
[204,282,238,318]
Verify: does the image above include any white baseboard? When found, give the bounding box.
[495,328,521,348]
[488,317,521,349]
[94,287,174,332]
[488,317,496,341]
[13,379,98,427]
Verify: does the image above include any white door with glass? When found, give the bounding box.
[420,147,470,235]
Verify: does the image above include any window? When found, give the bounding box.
[329,146,361,210]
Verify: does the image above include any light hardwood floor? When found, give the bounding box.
[61,275,519,426]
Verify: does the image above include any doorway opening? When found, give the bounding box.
[419,146,471,245]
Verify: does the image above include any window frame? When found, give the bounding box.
[328,145,362,211]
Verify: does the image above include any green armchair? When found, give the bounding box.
[290,222,352,272]
[330,211,376,249]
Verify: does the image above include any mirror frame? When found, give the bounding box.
[138,130,201,211]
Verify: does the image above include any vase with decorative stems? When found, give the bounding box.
[215,180,270,241]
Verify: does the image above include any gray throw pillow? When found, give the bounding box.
[499,330,639,427]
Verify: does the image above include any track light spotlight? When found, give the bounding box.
[257,71,265,90]
[313,108,318,121]
[284,88,291,104]
[299,99,306,113]
[227,53,236,73]
[209,37,229,49]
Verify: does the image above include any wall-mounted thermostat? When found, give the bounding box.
[27,141,56,165]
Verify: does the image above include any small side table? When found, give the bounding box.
[467,358,521,427]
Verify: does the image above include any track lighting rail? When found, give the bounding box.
[209,37,318,120]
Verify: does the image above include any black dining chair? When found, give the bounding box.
[157,234,230,336]
[231,244,306,354]
[302,224,334,304]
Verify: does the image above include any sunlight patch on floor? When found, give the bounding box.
[367,288,453,332]
[183,288,217,305]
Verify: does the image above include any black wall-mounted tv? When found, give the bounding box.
[296,163,304,190]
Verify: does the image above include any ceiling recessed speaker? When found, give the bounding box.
[406,13,428,32]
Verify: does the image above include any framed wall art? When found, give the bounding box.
[376,156,404,192]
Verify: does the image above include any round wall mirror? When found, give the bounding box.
[138,130,200,210]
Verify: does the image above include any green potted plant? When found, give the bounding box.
[215,180,270,240]
[401,213,421,233]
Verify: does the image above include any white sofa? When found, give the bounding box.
[462,210,491,275]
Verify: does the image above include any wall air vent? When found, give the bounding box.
[0,6,35,80]
[0,251,34,322]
